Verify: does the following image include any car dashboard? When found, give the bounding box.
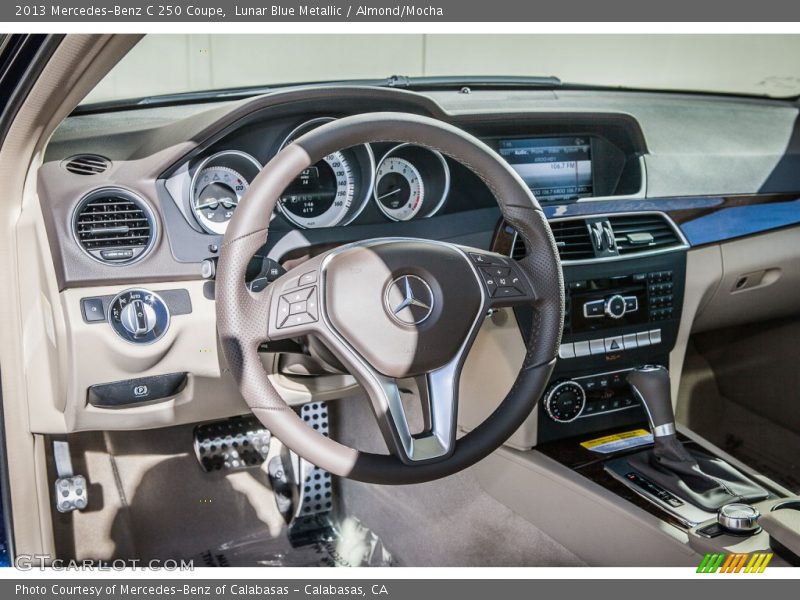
[33,84,800,445]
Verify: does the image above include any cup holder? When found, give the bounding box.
[770,500,800,512]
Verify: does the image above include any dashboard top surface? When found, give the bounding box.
[39,85,800,289]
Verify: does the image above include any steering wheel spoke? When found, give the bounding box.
[328,347,462,464]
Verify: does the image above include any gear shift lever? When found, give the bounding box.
[627,364,698,468]
[627,365,678,439]
[623,364,768,511]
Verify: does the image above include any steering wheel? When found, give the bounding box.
[216,113,563,484]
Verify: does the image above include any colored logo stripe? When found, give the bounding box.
[697,552,773,573]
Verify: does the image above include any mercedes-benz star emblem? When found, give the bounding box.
[385,275,435,326]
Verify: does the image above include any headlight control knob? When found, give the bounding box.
[120,299,156,336]
[109,289,170,344]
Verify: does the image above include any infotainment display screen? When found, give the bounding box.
[498,137,593,202]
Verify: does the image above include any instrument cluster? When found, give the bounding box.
[186,117,451,234]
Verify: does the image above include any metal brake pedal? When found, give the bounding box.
[52,441,88,513]
[194,416,271,472]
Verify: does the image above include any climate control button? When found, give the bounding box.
[544,380,586,423]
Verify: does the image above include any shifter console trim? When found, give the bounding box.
[605,457,717,527]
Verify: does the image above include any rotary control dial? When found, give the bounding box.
[108,289,170,344]
[604,294,627,319]
[544,380,586,423]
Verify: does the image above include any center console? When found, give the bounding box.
[533,248,686,443]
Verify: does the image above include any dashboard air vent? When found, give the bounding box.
[73,189,156,265]
[63,154,111,175]
[609,214,683,255]
[549,219,595,261]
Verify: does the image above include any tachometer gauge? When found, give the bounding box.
[374,157,425,221]
[276,117,374,229]
[373,144,450,222]
[190,150,261,235]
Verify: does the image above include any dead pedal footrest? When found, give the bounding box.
[194,416,271,472]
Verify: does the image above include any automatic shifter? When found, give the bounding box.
[627,365,700,471]
[622,365,768,512]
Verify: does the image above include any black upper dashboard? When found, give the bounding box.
[38,85,800,289]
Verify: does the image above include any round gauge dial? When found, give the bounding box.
[544,381,586,423]
[190,150,261,235]
[374,157,425,221]
[278,151,355,228]
[192,166,248,234]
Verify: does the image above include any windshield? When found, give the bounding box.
[83,34,800,104]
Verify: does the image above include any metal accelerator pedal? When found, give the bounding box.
[288,401,336,546]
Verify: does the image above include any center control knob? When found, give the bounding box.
[604,294,627,319]
[120,299,156,336]
[544,380,586,423]
[717,503,761,535]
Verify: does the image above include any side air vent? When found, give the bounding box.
[609,214,683,255]
[549,219,595,261]
[63,154,111,175]
[72,188,156,265]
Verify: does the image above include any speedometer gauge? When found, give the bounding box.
[374,157,425,221]
[279,151,355,228]
[276,117,374,229]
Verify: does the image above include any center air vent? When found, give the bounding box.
[608,213,683,255]
[506,212,685,263]
[549,220,595,261]
[72,188,156,265]
[510,220,595,261]
[63,154,111,175]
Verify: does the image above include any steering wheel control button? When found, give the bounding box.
[544,381,586,423]
[298,271,317,286]
[277,286,318,329]
[468,252,499,265]
[108,289,170,344]
[493,285,524,299]
[81,297,106,323]
[479,265,527,300]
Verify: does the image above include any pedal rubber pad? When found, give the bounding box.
[194,416,271,472]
